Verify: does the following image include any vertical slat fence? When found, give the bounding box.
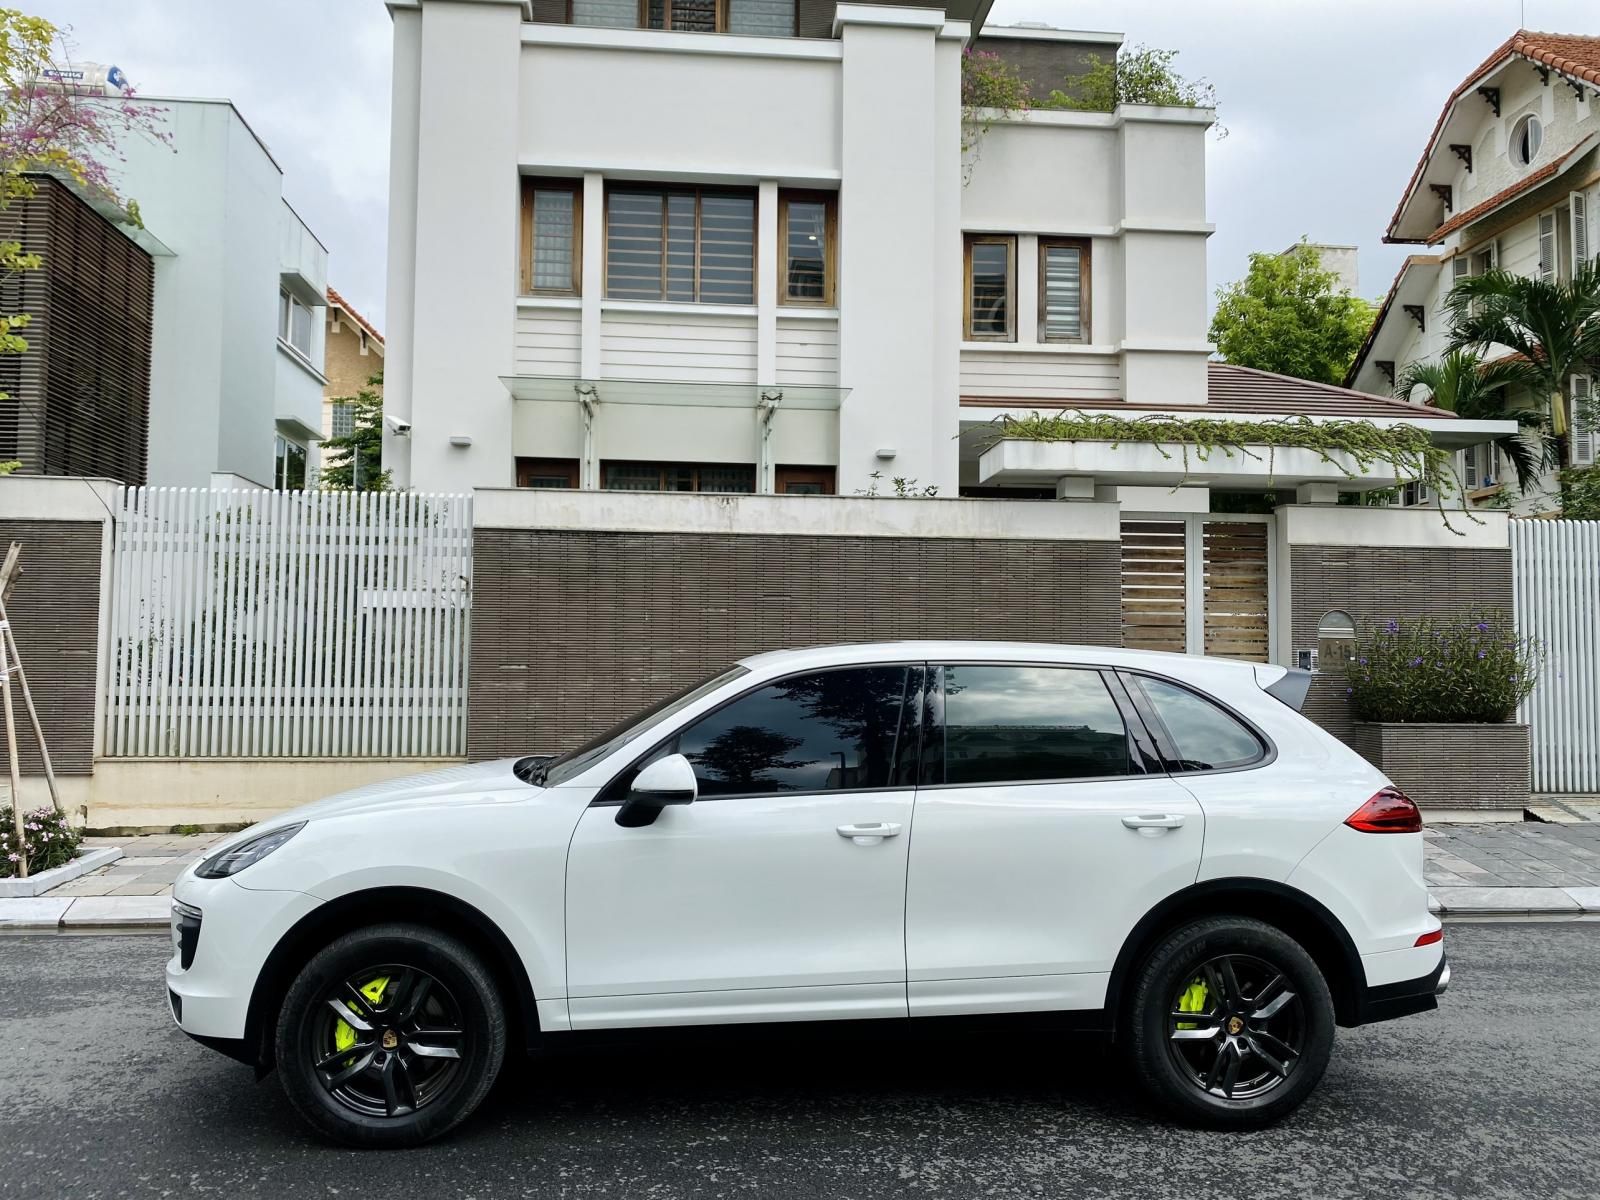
[106,487,473,758]
[1513,519,1600,793]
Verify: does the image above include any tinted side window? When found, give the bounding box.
[1136,676,1264,770]
[676,666,911,796]
[941,665,1135,785]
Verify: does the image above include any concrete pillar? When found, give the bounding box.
[835,6,965,496]
[399,0,524,491]
[382,3,423,489]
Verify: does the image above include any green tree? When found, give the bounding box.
[1392,351,1554,494]
[1444,262,1600,442]
[318,374,390,491]
[1042,44,1220,129]
[1209,242,1374,384]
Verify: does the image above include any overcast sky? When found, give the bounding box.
[39,0,1600,331]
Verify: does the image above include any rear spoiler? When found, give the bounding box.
[1253,664,1313,712]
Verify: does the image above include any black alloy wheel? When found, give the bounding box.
[276,923,506,1147]
[1165,953,1305,1100]
[1126,916,1335,1129]
[313,964,465,1118]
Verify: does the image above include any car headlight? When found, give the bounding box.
[195,822,306,878]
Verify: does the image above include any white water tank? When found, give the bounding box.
[38,62,132,96]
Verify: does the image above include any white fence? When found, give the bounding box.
[106,488,473,759]
[1513,520,1600,793]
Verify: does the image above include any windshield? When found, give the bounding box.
[538,665,749,787]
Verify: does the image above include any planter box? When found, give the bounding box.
[1351,722,1530,812]
[0,846,122,898]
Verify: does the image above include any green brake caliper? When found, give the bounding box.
[334,975,390,1058]
[1176,977,1208,1030]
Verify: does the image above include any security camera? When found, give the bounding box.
[384,414,412,437]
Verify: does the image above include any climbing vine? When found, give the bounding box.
[987,411,1477,532]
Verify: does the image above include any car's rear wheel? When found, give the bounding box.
[1125,916,1334,1128]
[275,923,506,1147]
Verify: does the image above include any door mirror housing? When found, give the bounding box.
[616,753,698,827]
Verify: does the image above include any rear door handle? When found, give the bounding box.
[837,822,903,845]
[1122,814,1187,831]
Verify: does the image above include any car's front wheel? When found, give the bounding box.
[275,923,507,1147]
[1125,916,1334,1128]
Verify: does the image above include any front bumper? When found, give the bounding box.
[165,875,322,1046]
[1349,952,1450,1026]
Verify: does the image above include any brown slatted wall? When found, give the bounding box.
[1120,519,1187,653]
[0,177,152,484]
[470,528,1124,759]
[1202,521,1270,661]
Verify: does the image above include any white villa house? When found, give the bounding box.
[380,0,1510,508]
[1347,30,1600,515]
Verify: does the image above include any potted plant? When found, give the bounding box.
[1343,612,1537,813]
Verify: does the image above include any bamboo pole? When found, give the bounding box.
[1,618,26,879]
[0,597,60,814]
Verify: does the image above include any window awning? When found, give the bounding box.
[499,376,848,410]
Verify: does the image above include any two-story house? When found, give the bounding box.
[103,91,332,490]
[384,0,1507,507]
[323,287,386,448]
[1347,31,1600,514]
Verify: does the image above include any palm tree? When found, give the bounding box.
[1392,351,1555,494]
[1444,261,1600,441]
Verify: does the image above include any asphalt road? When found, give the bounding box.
[1,923,1597,1200]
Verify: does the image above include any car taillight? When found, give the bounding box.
[1415,929,1443,947]
[1345,786,1423,834]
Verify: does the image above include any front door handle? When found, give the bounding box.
[837,822,903,845]
[1122,814,1187,833]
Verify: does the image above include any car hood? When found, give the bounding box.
[250,759,540,833]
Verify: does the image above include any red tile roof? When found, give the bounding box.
[959,363,1457,421]
[326,286,384,346]
[1342,254,1441,387]
[1385,30,1600,243]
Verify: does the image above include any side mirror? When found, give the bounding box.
[615,753,698,828]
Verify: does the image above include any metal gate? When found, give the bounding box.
[1513,519,1600,792]
[105,487,473,759]
[1120,513,1275,662]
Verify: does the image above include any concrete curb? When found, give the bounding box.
[0,847,124,898]
[0,894,171,931]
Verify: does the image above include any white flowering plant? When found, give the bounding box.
[0,805,82,877]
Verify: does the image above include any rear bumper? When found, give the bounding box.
[1348,952,1449,1026]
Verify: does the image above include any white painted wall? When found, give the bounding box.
[109,98,327,488]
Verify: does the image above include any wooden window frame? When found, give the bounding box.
[520,177,583,297]
[603,185,758,305]
[777,190,837,307]
[1038,236,1092,344]
[601,459,757,492]
[566,0,795,35]
[963,234,1016,342]
[516,457,580,488]
[774,465,836,494]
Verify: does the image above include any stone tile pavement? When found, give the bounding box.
[1424,822,1600,889]
[43,833,224,899]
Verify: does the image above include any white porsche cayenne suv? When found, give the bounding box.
[167,641,1447,1146]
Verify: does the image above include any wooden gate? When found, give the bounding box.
[1120,514,1274,662]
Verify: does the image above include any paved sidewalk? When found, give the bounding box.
[46,833,225,898]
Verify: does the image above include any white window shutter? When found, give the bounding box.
[1572,192,1589,274]
[1573,374,1597,468]
[1539,212,1558,281]
[1452,255,1470,281]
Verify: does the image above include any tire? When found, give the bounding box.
[275,922,507,1147]
[1125,916,1335,1129]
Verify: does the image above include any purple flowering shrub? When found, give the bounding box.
[1343,611,1538,724]
[0,806,82,878]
